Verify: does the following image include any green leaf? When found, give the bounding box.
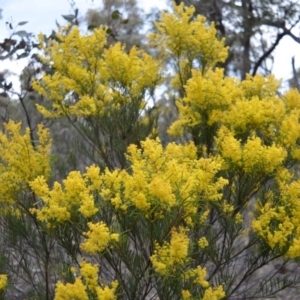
[62,14,75,22]
[31,42,40,48]
[87,24,97,31]
[13,30,31,38]
[106,27,116,39]
[4,82,12,90]
[106,28,113,34]
[17,21,28,26]
[112,10,121,20]
[48,30,61,42]
[8,47,18,57]
[55,20,60,28]
[17,52,29,59]
[121,19,129,24]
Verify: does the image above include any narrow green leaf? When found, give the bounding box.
[88,24,97,31]
[62,14,75,22]
[112,10,121,20]
[17,21,28,26]
[17,52,29,59]
[13,30,30,38]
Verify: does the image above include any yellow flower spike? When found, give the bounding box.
[182,290,192,300]
[221,201,234,214]
[55,261,118,300]
[0,274,7,290]
[30,168,99,224]
[203,285,226,300]
[84,165,101,190]
[151,227,190,275]
[149,2,227,70]
[283,88,300,111]
[279,110,300,148]
[216,126,287,174]
[0,121,51,206]
[198,237,209,249]
[199,209,210,224]
[192,266,209,288]
[80,261,99,291]
[240,74,280,99]
[169,227,190,262]
[184,265,209,288]
[215,126,242,165]
[252,179,300,253]
[148,176,176,207]
[235,213,243,224]
[169,69,235,137]
[96,280,118,300]
[78,190,98,218]
[55,278,89,300]
[81,222,119,254]
[242,136,286,174]
[287,238,300,258]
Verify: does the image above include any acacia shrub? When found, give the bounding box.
[1,2,300,299]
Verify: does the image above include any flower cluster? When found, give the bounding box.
[81,222,119,254]
[100,138,227,222]
[30,166,101,224]
[55,261,118,300]
[252,173,300,258]
[216,126,287,174]
[151,228,225,300]
[0,121,51,206]
[150,227,190,275]
[33,27,160,118]
[149,2,228,77]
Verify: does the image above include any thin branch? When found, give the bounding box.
[291,56,300,90]
[252,31,285,76]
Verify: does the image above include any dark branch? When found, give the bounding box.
[291,56,300,90]
[252,31,286,76]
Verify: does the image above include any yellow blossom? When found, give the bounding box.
[198,237,209,249]
[30,167,99,224]
[149,2,227,75]
[182,290,192,300]
[55,278,89,300]
[81,222,119,254]
[54,262,118,300]
[203,285,226,300]
[101,138,227,220]
[151,227,190,275]
[169,69,235,137]
[80,261,99,290]
[200,209,210,224]
[96,281,118,300]
[0,121,51,206]
[221,201,234,214]
[235,213,243,224]
[33,26,160,119]
[0,274,7,290]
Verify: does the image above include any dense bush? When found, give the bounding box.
[1,3,300,299]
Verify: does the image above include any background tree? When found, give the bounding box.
[85,0,145,49]
[171,0,300,79]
